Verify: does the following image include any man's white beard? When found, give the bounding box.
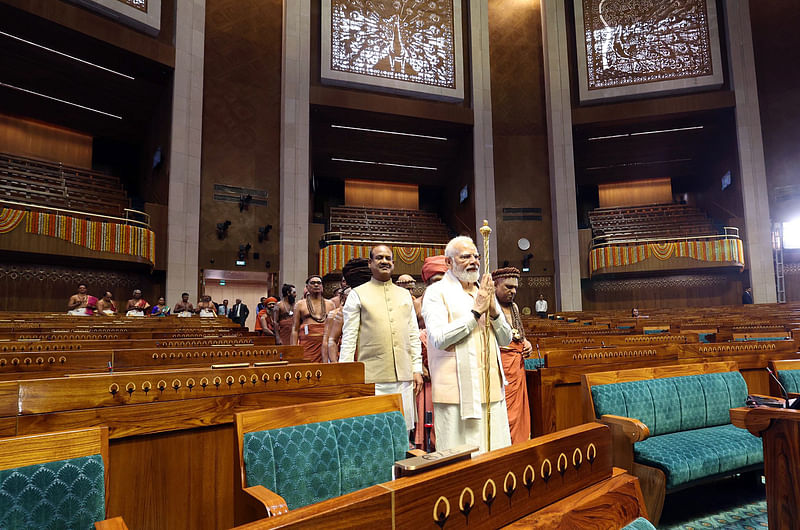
[453,266,479,284]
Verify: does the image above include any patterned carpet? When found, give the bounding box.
[660,500,768,529]
[658,474,767,529]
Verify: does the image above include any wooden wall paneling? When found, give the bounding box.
[785,261,800,302]
[199,0,283,275]
[750,1,800,224]
[582,273,742,310]
[0,262,160,313]
[0,114,92,167]
[598,178,672,208]
[344,179,419,209]
[488,0,555,278]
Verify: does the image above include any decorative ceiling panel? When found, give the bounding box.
[322,0,464,101]
[574,0,723,102]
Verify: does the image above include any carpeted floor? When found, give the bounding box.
[658,474,767,529]
[660,500,768,529]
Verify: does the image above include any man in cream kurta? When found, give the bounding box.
[422,236,513,454]
[340,245,423,431]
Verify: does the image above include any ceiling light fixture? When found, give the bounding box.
[331,157,437,171]
[331,124,447,141]
[584,158,692,170]
[0,30,135,80]
[587,125,704,141]
[0,81,123,119]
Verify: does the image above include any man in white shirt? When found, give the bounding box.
[340,244,423,431]
[535,294,548,318]
[421,236,513,454]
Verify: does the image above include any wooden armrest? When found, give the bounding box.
[407,449,426,458]
[244,485,289,517]
[95,517,129,530]
[599,415,650,471]
[600,415,650,443]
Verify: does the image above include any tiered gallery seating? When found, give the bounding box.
[588,203,717,243]
[329,206,451,244]
[0,151,129,217]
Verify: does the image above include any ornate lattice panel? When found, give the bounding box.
[322,0,464,100]
[574,0,723,102]
[117,0,147,12]
[76,0,161,33]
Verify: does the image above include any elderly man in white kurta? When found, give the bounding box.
[422,236,512,454]
[340,244,423,431]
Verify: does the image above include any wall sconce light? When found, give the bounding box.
[258,225,273,243]
[237,243,252,261]
[216,220,231,239]
[521,253,533,273]
[239,194,253,212]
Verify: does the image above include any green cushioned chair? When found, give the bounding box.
[0,427,126,530]
[776,368,800,393]
[769,360,800,397]
[582,362,763,525]
[234,394,413,525]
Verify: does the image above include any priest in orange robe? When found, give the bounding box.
[492,267,532,444]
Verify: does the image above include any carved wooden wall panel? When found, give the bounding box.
[582,272,742,309]
[0,262,161,312]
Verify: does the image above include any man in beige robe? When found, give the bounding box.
[340,245,423,431]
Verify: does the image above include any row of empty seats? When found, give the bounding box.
[329,205,451,244]
[588,203,718,243]
[0,151,129,217]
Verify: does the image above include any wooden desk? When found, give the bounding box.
[0,362,373,529]
[731,406,800,529]
[235,423,648,529]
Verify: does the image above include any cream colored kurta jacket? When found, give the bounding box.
[340,278,422,384]
[421,270,512,419]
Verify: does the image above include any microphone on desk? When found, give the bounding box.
[765,367,798,409]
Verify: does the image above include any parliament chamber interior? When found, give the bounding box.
[0,0,799,528]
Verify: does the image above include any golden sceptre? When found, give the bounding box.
[478,219,492,452]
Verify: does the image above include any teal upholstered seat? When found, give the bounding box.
[0,454,106,530]
[777,368,800,393]
[524,358,545,370]
[622,517,656,530]
[634,424,763,489]
[242,411,407,510]
[591,371,762,489]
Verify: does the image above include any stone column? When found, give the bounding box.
[471,0,499,267]
[541,0,582,310]
[279,0,312,289]
[166,0,205,304]
[725,1,777,303]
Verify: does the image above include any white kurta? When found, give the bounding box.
[422,270,513,453]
